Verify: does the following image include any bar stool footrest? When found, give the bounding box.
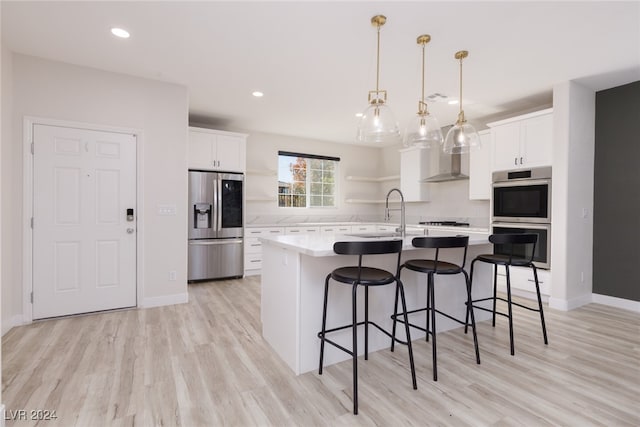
[317,320,409,355]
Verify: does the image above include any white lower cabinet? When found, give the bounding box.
[285,226,320,235]
[351,224,377,233]
[496,266,551,297]
[244,227,284,276]
[320,225,352,234]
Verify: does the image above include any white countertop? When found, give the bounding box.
[260,232,490,257]
[246,221,489,233]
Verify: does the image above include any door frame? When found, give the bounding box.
[22,116,145,323]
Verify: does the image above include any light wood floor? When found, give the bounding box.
[3,275,639,426]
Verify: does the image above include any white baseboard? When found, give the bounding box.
[244,269,261,277]
[549,294,592,311]
[592,293,640,313]
[141,292,189,308]
[1,315,26,337]
[496,284,550,303]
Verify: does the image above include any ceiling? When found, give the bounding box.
[2,1,639,145]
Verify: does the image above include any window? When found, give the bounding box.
[278,151,339,208]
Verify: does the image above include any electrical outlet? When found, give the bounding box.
[169,270,177,281]
[582,208,588,219]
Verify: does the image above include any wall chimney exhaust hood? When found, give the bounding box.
[421,125,469,183]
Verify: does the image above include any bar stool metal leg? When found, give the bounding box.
[463,269,481,364]
[352,283,359,415]
[365,286,369,360]
[492,265,498,327]
[465,259,476,334]
[428,273,438,381]
[532,265,549,344]
[398,280,418,390]
[390,282,400,352]
[425,274,431,343]
[318,274,331,375]
[505,266,515,356]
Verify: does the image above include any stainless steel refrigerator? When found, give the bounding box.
[188,170,244,281]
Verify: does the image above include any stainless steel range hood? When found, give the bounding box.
[421,152,469,182]
[420,126,469,183]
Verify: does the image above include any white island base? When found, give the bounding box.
[260,234,493,375]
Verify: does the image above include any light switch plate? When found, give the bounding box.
[158,204,177,216]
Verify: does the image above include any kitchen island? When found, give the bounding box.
[260,232,494,375]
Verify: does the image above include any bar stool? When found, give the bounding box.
[467,233,548,355]
[392,236,480,381]
[317,239,417,415]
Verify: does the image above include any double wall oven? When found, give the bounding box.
[492,166,551,269]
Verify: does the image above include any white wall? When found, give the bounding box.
[2,53,189,330]
[244,134,490,226]
[1,44,13,336]
[380,144,490,225]
[1,7,5,406]
[245,132,386,222]
[550,81,595,310]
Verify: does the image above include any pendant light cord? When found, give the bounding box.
[376,24,381,93]
[459,56,463,116]
[421,42,425,107]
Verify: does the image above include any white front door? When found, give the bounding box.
[32,124,137,319]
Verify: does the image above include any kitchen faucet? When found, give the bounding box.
[385,188,405,238]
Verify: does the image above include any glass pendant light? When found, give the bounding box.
[443,50,481,154]
[403,34,443,148]
[356,15,400,144]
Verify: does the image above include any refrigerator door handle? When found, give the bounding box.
[211,175,218,235]
[217,176,223,232]
[189,239,243,246]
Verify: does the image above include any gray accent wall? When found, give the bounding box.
[593,81,640,301]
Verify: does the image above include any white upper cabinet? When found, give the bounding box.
[399,146,431,202]
[469,130,492,200]
[188,127,247,172]
[488,108,553,172]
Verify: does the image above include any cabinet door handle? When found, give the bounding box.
[514,157,518,165]
[520,157,523,164]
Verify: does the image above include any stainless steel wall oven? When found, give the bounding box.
[492,166,552,269]
[492,166,551,223]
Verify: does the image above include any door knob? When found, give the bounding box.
[127,228,135,234]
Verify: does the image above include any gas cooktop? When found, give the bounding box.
[419,221,470,227]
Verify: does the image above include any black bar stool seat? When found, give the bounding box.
[473,253,532,267]
[403,259,463,274]
[392,236,480,382]
[330,266,395,285]
[318,239,417,415]
[467,233,548,356]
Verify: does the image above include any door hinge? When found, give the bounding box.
[31,142,34,154]
[30,292,33,304]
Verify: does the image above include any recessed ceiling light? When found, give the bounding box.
[448,99,459,105]
[111,28,130,39]
[355,113,363,117]
[252,91,264,97]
